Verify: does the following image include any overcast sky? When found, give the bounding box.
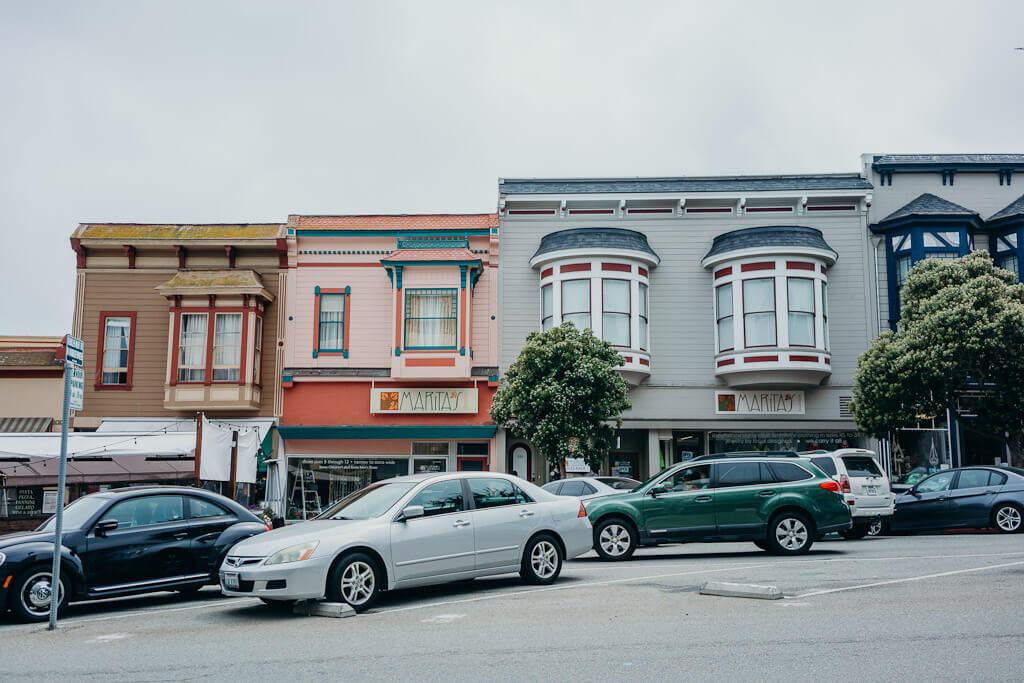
[2,1,1022,334]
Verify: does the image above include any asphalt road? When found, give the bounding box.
[2,533,1023,682]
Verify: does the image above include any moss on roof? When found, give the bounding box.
[74,224,285,240]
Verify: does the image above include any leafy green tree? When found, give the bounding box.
[852,251,1024,444]
[490,323,631,476]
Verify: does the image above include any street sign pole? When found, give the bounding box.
[47,359,72,631]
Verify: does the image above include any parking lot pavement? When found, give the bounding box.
[2,534,1023,681]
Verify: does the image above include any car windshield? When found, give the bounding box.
[633,466,678,491]
[596,477,641,490]
[36,496,110,532]
[314,482,416,520]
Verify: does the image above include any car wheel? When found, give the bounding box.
[10,565,69,623]
[327,552,381,612]
[593,518,637,561]
[767,512,814,555]
[867,517,886,537]
[840,524,869,540]
[993,503,1023,533]
[520,534,563,585]
[260,598,297,610]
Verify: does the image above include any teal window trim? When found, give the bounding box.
[313,285,350,359]
[403,288,458,350]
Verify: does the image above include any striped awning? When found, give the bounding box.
[0,417,53,433]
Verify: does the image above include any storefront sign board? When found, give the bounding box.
[371,387,478,414]
[564,457,589,473]
[715,390,805,415]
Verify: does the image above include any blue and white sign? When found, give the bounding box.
[65,335,84,368]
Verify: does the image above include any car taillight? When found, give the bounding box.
[839,474,851,493]
[819,480,841,493]
[578,502,587,518]
[265,524,273,532]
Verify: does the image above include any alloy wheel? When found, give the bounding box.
[775,517,809,551]
[530,540,559,579]
[340,561,375,606]
[867,518,884,536]
[20,571,64,618]
[599,524,631,557]
[995,505,1022,532]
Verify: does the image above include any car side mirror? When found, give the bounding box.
[648,485,668,497]
[94,518,118,536]
[400,505,424,522]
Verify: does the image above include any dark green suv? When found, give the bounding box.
[585,456,852,559]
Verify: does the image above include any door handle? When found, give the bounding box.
[172,532,189,539]
[759,490,775,497]
[519,510,535,518]
[694,496,712,503]
[452,520,471,528]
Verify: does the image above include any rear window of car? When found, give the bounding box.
[596,477,641,490]
[541,482,562,494]
[810,457,837,476]
[769,462,813,482]
[842,456,882,477]
[558,481,586,497]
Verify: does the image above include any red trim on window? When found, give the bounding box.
[686,207,731,213]
[807,205,856,211]
[638,358,650,366]
[745,355,778,362]
[786,261,815,271]
[508,209,556,215]
[824,357,831,364]
[621,356,633,362]
[820,265,827,273]
[627,208,672,214]
[717,358,735,367]
[169,304,182,385]
[457,456,489,471]
[746,207,793,213]
[541,267,553,278]
[714,267,732,279]
[95,311,137,390]
[568,209,614,215]
[560,263,591,273]
[789,354,819,362]
[122,245,136,269]
[405,357,456,367]
[638,267,648,277]
[237,302,250,386]
[602,263,631,272]
[741,262,775,272]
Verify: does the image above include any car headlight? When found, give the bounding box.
[265,541,319,565]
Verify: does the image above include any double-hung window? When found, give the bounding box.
[561,280,591,330]
[821,282,829,349]
[638,283,649,350]
[715,284,733,352]
[177,313,208,382]
[787,278,815,347]
[318,294,345,351]
[541,284,553,331]
[101,316,132,385]
[405,289,457,348]
[602,279,630,346]
[213,313,242,382]
[252,317,262,384]
[743,278,776,347]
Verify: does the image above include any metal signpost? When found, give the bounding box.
[48,335,83,630]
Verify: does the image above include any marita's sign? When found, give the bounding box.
[715,390,805,415]
[371,387,478,414]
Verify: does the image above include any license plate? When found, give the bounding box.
[224,572,240,589]
[865,487,878,496]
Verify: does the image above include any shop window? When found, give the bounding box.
[252,317,262,384]
[99,313,135,387]
[413,458,448,474]
[638,283,649,350]
[213,313,242,382]
[318,294,346,351]
[286,457,409,521]
[407,479,465,516]
[412,442,449,456]
[405,288,457,349]
[742,278,776,347]
[178,313,208,382]
[457,442,488,456]
[787,278,815,347]
[541,284,553,331]
[602,279,630,346]
[715,284,733,352]
[561,279,591,330]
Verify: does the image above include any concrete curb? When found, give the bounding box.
[699,581,783,600]
[293,601,357,618]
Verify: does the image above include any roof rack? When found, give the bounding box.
[689,450,801,462]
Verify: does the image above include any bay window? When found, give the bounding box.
[178,313,208,382]
[639,283,649,350]
[787,278,815,347]
[405,289,457,348]
[561,280,591,330]
[602,279,630,346]
[715,284,733,352]
[213,313,242,381]
[101,316,132,385]
[743,278,776,347]
[541,284,553,331]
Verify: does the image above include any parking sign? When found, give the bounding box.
[69,366,84,410]
[65,335,84,367]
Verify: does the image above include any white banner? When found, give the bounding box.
[371,387,478,414]
[715,390,805,415]
[199,416,233,482]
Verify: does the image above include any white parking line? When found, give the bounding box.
[791,559,1024,599]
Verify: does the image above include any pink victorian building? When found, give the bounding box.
[275,214,500,520]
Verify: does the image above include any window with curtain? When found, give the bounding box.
[602,279,630,346]
[213,313,242,381]
[787,278,815,347]
[541,284,553,331]
[318,294,345,351]
[102,317,131,384]
[178,313,208,382]
[998,254,1019,282]
[405,289,457,348]
[639,283,648,350]
[743,278,776,347]
[561,280,591,330]
[895,254,912,287]
[716,284,733,352]
[252,316,262,383]
[821,282,829,349]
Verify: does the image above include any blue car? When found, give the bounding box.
[889,466,1024,534]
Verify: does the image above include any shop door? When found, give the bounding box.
[609,454,638,479]
[508,445,531,480]
[458,457,488,471]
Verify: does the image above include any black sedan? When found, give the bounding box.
[889,466,1024,534]
[0,486,268,622]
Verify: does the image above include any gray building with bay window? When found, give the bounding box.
[495,173,876,483]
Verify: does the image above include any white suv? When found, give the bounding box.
[807,449,893,538]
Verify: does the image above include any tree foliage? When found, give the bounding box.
[852,251,1024,441]
[490,323,631,473]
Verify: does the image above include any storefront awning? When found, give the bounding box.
[0,417,53,432]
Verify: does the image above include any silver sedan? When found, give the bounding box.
[542,476,641,501]
[220,472,592,611]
